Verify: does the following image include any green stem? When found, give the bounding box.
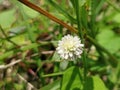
[106,0,120,12]
[74,0,82,38]
[96,48,109,65]
[0,25,19,46]
[47,0,76,24]
[42,72,63,78]
[87,35,118,67]
[74,0,87,81]
[90,0,96,38]
[82,51,87,81]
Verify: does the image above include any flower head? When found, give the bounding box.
[56,34,84,60]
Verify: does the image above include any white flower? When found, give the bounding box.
[56,34,84,60]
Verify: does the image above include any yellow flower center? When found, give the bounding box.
[63,41,74,51]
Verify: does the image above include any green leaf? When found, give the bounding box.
[108,61,120,84]
[84,76,108,90]
[14,83,24,90]
[97,28,120,54]
[52,52,61,61]
[0,9,15,28]
[61,66,83,90]
[0,43,39,60]
[61,67,107,90]
[95,0,105,15]
[81,6,88,30]
[113,13,120,23]
[0,51,14,60]
[60,60,69,70]
[9,26,26,36]
[47,0,76,23]
[70,0,86,8]
[40,79,61,90]
[20,43,39,51]
[21,4,39,18]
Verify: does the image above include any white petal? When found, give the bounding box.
[69,53,73,57]
[80,44,84,47]
[57,49,64,54]
[64,54,68,59]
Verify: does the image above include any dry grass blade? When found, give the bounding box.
[0,59,21,69]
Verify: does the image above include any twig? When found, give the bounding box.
[18,0,78,33]
[17,73,37,90]
[0,59,22,69]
